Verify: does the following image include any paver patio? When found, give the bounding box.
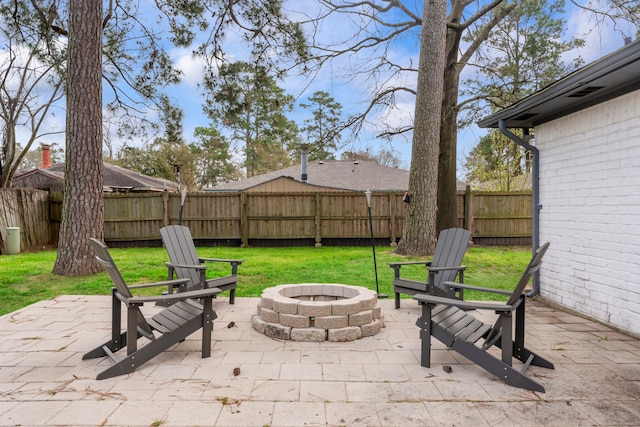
[0,296,639,426]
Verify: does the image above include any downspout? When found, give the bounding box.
[498,120,541,297]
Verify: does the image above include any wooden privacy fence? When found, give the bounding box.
[95,191,406,247]
[49,189,532,247]
[0,188,51,254]
[2,189,533,251]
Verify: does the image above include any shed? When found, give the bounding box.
[479,39,640,336]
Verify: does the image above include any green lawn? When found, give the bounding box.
[0,245,532,316]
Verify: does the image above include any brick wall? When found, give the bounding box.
[536,90,640,336]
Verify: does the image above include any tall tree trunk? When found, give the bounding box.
[437,24,464,233]
[53,0,103,276]
[396,0,447,256]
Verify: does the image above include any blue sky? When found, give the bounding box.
[11,1,634,177]
[160,1,630,175]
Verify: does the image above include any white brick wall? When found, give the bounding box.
[536,89,640,336]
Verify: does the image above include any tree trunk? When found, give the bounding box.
[437,17,464,233]
[396,0,447,256]
[0,123,16,188]
[52,0,103,276]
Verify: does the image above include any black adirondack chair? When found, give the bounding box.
[83,238,220,380]
[390,228,471,308]
[160,225,243,304]
[413,242,554,392]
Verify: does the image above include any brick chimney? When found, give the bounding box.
[41,144,51,168]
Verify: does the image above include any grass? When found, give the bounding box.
[0,245,532,316]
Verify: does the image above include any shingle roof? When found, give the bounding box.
[478,38,640,128]
[210,161,410,192]
[15,162,178,192]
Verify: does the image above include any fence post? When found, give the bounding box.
[314,192,322,247]
[464,185,473,231]
[241,192,248,247]
[389,193,397,246]
[163,191,170,226]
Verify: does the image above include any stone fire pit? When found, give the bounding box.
[252,283,384,342]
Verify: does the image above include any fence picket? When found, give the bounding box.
[1,188,533,251]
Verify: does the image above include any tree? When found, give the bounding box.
[1,0,308,275]
[460,0,583,192]
[191,127,242,188]
[307,0,518,253]
[306,0,640,254]
[436,1,515,234]
[464,130,530,191]
[299,91,342,161]
[116,140,196,188]
[52,0,103,276]
[115,127,241,191]
[375,148,404,168]
[0,1,65,188]
[459,0,584,127]
[204,61,299,177]
[114,96,197,188]
[341,147,403,167]
[395,0,447,255]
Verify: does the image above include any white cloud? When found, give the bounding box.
[7,1,633,171]
[172,48,206,87]
[564,3,630,64]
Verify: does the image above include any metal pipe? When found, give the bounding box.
[300,144,309,183]
[365,189,387,298]
[498,120,541,297]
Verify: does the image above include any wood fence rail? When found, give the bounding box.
[1,188,532,253]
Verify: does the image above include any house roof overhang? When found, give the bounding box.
[478,39,640,129]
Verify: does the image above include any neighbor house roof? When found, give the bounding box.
[211,160,469,192]
[210,161,411,192]
[13,162,178,192]
[478,39,640,129]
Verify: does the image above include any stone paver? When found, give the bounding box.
[0,295,639,426]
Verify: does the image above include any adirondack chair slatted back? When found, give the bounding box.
[430,228,471,289]
[89,238,154,336]
[484,242,550,345]
[506,242,549,305]
[392,228,471,308]
[160,225,203,291]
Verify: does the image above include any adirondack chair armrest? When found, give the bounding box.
[129,278,191,296]
[199,257,244,265]
[127,286,222,304]
[165,261,207,271]
[128,278,192,290]
[389,261,433,278]
[427,265,467,274]
[389,261,433,267]
[442,281,512,296]
[413,293,514,312]
[199,257,243,275]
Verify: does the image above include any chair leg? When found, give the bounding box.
[83,332,128,360]
[201,297,215,358]
[394,292,400,309]
[95,315,205,380]
[417,304,433,368]
[229,288,235,305]
[449,337,547,392]
[500,312,513,365]
[431,318,550,393]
